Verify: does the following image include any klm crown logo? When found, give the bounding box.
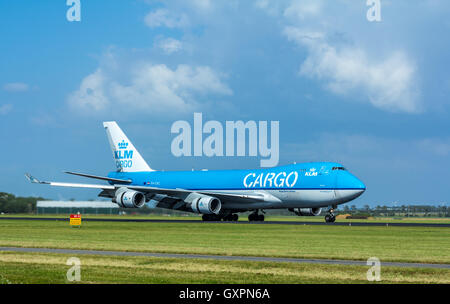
[118,140,128,150]
[305,167,318,177]
[114,140,133,161]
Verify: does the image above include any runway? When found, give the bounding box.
[0,216,449,227]
[1,246,449,269]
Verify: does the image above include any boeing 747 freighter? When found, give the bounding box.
[26,122,366,223]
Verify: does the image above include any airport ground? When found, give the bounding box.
[3,213,450,224]
[1,251,449,284]
[0,216,449,284]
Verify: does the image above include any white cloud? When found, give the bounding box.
[3,82,29,92]
[69,63,232,114]
[68,69,108,111]
[284,27,420,113]
[417,138,450,156]
[283,0,323,20]
[191,0,211,10]
[283,133,445,170]
[285,133,450,163]
[284,133,391,163]
[255,0,284,16]
[144,9,189,29]
[281,133,450,203]
[157,37,183,54]
[0,104,12,115]
[256,0,324,18]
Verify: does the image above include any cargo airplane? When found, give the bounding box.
[26,122,366,223]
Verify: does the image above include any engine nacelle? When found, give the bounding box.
[191,195,221,215]
[113,188,146,208]
[291,207,322,216]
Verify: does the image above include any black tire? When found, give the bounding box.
[248,213,255,222]
[258,214,265,221]
[232,214,238,221]
[325,214,336,223]
[203,214,220,221]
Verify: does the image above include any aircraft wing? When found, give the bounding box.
[126,185,265,203]
[25,173,115,190]
[64,171,132,184]
[25,173,265,204]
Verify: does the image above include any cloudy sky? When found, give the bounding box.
[1,0,449,206]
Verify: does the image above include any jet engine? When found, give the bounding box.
[190,195,221,215]
[113,188,146,208]
[290,207,322,216]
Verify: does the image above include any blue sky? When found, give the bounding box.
[1,0,449,206]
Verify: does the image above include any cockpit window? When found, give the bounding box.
[332,167,346,171]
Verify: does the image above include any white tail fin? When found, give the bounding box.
[103,121,154,172]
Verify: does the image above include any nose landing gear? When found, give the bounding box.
[325,207,336,223]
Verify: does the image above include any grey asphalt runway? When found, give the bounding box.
[0,216,449,227]
[1,246,449,269]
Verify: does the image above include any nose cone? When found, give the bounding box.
[354,177,366,191]
[344,172,365,190]
[337,173,366,202]
[349,175,365,198]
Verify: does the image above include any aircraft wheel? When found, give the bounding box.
[248,213,263,222]
[325,214,336,223]
[203,214,220,221]
[223,214,238,221]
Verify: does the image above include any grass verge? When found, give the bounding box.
[0,251,449,284]
[0,220,449,264]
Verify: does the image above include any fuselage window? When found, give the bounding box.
[332,167,346,171]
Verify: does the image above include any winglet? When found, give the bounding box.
[25,173,48,184]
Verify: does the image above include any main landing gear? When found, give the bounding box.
[248,210,265,222]
[202,213,239,222]
[223,213,239,221]
[202,214,221,221]
[324,208,336,223]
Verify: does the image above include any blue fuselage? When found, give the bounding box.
[107,162,366,209]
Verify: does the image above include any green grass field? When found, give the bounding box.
[2,213,450,224]
[0,219,449,283]
[0,220,449,263]
[1,251,449,284]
